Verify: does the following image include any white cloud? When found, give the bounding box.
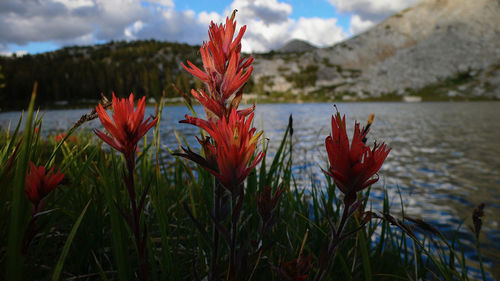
[225,0,346,52]
[125,21,145,39]
[92,0,147,40]
[64,33,96,46]
[198,11,222,26]
[133,8,208,44]
[349,14,375,35]
[238,16,347,53]
[229,0,292,25]
[0,0,350,54]
[224,0,294,52]
[291,17,347,47]
[53,0,93,10]
[2,12,93,44]
[328,0,419,21]
[0,0,207,49]
[0,50,28,57]
[144,0,174,8]
[241,19,295,53]
[0,0,146,45]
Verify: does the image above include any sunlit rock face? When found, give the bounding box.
[253,0,500,99]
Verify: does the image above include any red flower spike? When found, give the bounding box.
[276,255,312,281]
[257,185,285,222]
[95,93,158,158]
[325,113,390,204]
[25,162,64,208]
[181,11,253,120]
[180,109,264,191]
[54,133,78,143]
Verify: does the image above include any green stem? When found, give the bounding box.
[6,88,37,281]
[314,200,352,281]
[475,236,487,281]
[124,153,148,281]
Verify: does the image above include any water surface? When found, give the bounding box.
[2,102,499,279]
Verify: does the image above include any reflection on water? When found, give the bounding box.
[1,102,499,279]
[255,102,500,280]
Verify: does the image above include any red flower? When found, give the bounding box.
[276,255,312,281]
[257,185,285,222]
[325,113,390,205]
[25,162,64,208]
[95,93,158,158]
[182,11,253,120]
[180,108,264,191]
[54,133,78,143]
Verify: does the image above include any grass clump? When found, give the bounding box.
[0,92,490,281]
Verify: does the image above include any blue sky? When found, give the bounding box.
[178,0,351,24]
[0,0,418,55]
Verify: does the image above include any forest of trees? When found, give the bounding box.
[0,40,207,109]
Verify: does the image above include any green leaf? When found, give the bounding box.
[51,200,91,281]
[5,87,37,281]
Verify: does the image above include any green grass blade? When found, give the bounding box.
[92,251,110,281]
[5,88,37,281]
[45,125,79,169]
[357,219,373,281]
[51,200,91,281]
[265,124,290,186]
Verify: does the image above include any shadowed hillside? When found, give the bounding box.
[0,40,201,109]
[1,0,500,109]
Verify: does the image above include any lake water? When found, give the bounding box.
[1,102,499,279]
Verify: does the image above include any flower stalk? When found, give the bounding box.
[315,112,390,281]
[209,180,224,281]
[182,10,253,121]
[22,162,64,254]
[124,152,149,281]
[95,93,157,281]
[176,10,266,280]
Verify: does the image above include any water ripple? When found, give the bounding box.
[1,101,499,279]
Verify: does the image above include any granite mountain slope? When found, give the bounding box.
[253,0,500,100]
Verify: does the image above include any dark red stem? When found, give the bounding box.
[209,181,223,281]
[124,153,149,281]
[314,200,352,281]
[227,185,244,281]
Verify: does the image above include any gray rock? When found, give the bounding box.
[251,0,500,99]
[275,39,318,53]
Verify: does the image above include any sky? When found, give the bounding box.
[0,0,419,56]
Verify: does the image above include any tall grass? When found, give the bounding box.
[0,93,489,280]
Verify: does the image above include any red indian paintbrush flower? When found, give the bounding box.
[54,133,78,143]
[95,93,158,158]
[257,185,285,223]
[179,108,264,191]
[325,113,390,205]
[182,10,254,120]
[276,254,312,281]
[95,93,157,280]
[25,162,64,209]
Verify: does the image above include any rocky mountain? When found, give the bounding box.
[275,39,318,53]
[252,0,500,101]
[1,0,499,109]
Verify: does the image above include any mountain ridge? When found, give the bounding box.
[1,0,499,109]
[275,39,318,53]
[253,0,500,100]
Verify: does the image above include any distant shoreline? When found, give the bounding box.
[1,97,499,113]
